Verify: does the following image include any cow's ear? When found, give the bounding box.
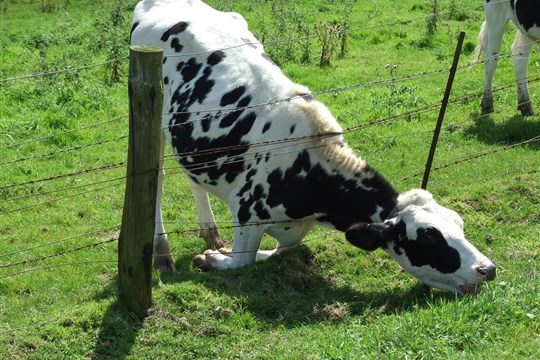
[345,222,393,251]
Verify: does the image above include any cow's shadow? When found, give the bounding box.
[464,112,540,149]
[160,245,459,328]
[88,246,462,358]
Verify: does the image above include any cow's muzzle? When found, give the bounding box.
[476,262,496,281]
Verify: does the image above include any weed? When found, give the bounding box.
[427,0,440,35]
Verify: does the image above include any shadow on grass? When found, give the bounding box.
[89,279,144,360]
[159,245,459,328]
[465,112,540,149]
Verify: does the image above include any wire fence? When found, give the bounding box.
[1,0,539,337]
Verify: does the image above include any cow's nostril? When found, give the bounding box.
[477,264,496,281]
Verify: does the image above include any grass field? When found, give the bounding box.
[1,0,539,358]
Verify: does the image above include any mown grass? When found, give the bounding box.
[1,0,539,358]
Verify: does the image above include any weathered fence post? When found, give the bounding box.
[422,31,465,189]
[118,46,163,317]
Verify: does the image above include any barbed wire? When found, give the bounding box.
[1,115,128,150]
[0,237,118,270]
[0,225,119,258]
[163,1,490,59]
[0,0,532,85]
[159,54,540,134]
[0,135,128,166]
[0,181,123,216]
[396,134,540,183]
[0,57,127,83]
[2,72,537,198]
[0,162,125,191]
[433,160,539,193]
[3,175,126,203]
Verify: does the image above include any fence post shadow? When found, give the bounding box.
[90,280,145,359]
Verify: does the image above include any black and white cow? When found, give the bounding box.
[475,0,540,116]
[132,0,496,294]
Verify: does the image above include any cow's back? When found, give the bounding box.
[130,0,347,200]
[131,0,301,115]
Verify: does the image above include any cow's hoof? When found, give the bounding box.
[193,249,217,271]
[481,105,494,115]
[518,105,534,117]
[218,247,232,256]
[193,254,207,269]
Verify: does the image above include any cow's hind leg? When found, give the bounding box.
[481,10,508,114]
[512,31,534,116]
[189,179,224,249]
[154,132,175,271]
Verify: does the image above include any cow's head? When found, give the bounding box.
[345,189,496,294]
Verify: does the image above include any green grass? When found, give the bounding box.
[1,0,539,358]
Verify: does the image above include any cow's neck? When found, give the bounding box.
[313,163,399,231]
[313,141,399,230]
[266,146,399,232]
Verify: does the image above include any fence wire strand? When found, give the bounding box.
[1,115,128,150]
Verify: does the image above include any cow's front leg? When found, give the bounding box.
[512,31,534,116]
[193,224,263,270]
[188,179,225,249]
[154,132,175,271]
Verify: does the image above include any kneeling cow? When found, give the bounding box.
[131,0,496,294]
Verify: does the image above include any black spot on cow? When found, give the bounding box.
[289,125,296,134]
[201,114,212,132]
[255,153,263,164]
[254,200,271,220]
[192,67,215,105]
[163,57,168,64]
[219,95,252,128]
[170,98,256,184]
[514,0,540,31]
[130,21,139,41]
[238,183,271,223]
[181,58,203,83]
[207,50,226,66]
[262,122,271,134]
[164,76,169,85]
[395,227,461,273]
[170,38,183,52]
[253,184,265,199]
[266,150,397,231]
[161,21,189,42]
[220,86,247,107]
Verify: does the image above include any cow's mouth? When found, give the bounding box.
[459,283,483,294]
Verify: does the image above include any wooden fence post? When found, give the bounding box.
[118,45,163,317]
